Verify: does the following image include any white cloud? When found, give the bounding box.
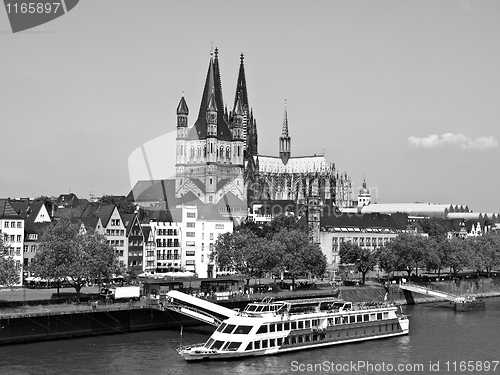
[408,133,498,150]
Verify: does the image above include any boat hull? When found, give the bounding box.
[454,300,485,312]
[181,323,409,361]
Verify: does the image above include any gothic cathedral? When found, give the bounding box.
[174,49,352,222]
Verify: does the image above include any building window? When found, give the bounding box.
[186,241,195,247]
[210,233,214,240]
[185,260,195,265]
[16,235,21,242]
[215,224,224,229]
[187,212,196,218]
[17,222,22,228]
[187,222,195,227]
[186,232,195,237]
[186,251,195,256]
[4,222,8,228]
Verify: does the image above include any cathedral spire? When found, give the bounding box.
[279,100,291,165]
[233,53,249,112]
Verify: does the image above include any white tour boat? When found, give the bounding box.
[166,291,409,361]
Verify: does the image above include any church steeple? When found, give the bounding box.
[176,94,189,139]
[233,53,249,112]
[279,100,291,165]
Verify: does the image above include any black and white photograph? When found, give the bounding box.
[1,1,500,374]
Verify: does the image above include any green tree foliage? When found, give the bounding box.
[98,195,136,214]
[30,217,119,299]
[419,218,449,240]
[339,241,378,285]
[386,233,428,278]
[441,237,470,275]
[273,228,327,286]
[211,229,283,282]
[375,245,398,280]
[0,236,19,286]
[239,214,306,239]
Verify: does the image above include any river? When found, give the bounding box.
[1,298,499,375]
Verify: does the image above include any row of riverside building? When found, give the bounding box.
[1,194,233,286]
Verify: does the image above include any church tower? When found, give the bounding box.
[279,101,291,165]
[175,49,247,218]
[357,176,371,207]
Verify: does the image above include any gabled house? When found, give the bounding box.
[0,199,24,285]
[122,213,144,275]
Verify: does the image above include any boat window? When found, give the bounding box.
[383,312,389,319]
[223,324,236,334]
[298,336,304,343]
[216,323,227,332]
[283,337,289,345]
[277,323,283,331]
[304,320,310,329]
[370,313,376,321]
[284,322,290,330]
[226,342,241,351]
[246,305,257,312]
[291,322,297,330]
[298,321,304,329]
[349,316,355,323]
[263,306,270,312]
[234,325,252,334]
[211,340,224,350]
[312,319,319,327]
[377,313,382,320]
[245,342,253,351]
[305,335,311,342]
[254,341,260,349]
[277,338,283,346]
[335,317,341,325]
[269,324,276,332]
[205,338,214,348]
[257,325,268,334]
[270,338,276,347]
[342,316,349,324]
[363,314,369,322]
[222,342,231,350]
[291,336,297,344]
[256,306,265,312]
[262,340,268,349]
[357,315,362,323]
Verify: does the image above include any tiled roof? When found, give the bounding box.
[128,179,176,206]
[0,199,22,219]
[319,211,407,231]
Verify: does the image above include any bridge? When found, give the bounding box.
[399,283,461,302]
[164,290,238,327]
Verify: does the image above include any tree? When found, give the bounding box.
[273,228,327,287]
[98,195,136,214]
[387,233,428,279]
[211,229,283,283]
[30,217,119,300]
[441,237,469,275]
[339,241,377,285]
[419,218,449,240]
[0,236,19,287]
[375,245,398,281]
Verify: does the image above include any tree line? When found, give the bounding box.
[212,215,327,286]
[340,230,500,285]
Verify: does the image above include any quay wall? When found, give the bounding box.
[1,279,499,345]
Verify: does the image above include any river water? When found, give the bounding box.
[1,298,499,375]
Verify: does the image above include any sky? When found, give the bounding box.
[1,0,499,213]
